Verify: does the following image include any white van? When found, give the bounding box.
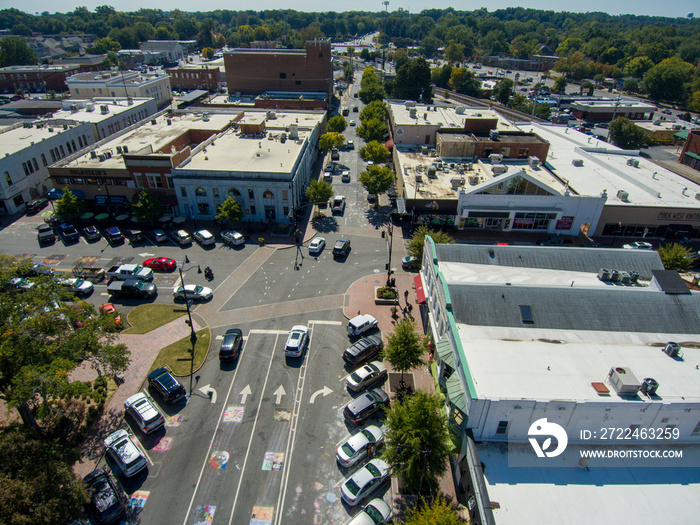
[347,314,378,336]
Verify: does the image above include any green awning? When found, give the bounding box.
[446,374,468,413]
[684,151,700,161]
[674,129,690,141]
[436,337,455,368]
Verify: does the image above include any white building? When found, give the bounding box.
[66,70,172,108]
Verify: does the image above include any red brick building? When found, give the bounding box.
[679,130,700,172]
[0,64,80,93]
[166,66,221,92]
[223,40,332,98]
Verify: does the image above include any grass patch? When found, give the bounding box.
[149,328,210,376]
[123,304,186,334]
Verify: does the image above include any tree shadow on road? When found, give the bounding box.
[365,206,391,229]
[311,215,339,233]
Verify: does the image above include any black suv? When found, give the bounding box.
[343,335,383,366]
[333,238,351,258]
[148,367,186,403]
[219,328,243,360]
[343,388,389,425]
[83,469,126,524]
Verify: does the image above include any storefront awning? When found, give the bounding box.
[446,374,468,414]
[396,197,406,215]
[414,275,426,304]
[436,337,455,368]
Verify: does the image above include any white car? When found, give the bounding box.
[346,361,388,392]
[342,170,351,182]
[340,459,390,506]
[308,237,326,254]
[332,196,346,215]
[622,241,653,250]
[221,230,245,246]
[55,277,94,297]
[123,392,165,434]
[171,229,192,245]
[336,425,384,468]
[349,119,356,126]
[193,229,215,246]
[348,498,392,525]
[173,284,213,302]
[285,325,309,358]
[103,429,147,477]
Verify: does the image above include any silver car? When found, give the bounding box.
[336,425,384,468]
[104,429,147,477]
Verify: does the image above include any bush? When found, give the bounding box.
[376,286,398,300]
[272,223,290,235]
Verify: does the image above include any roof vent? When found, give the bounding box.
[572,159,583,167]
[639,378,659,396]
[489,153,503,163]
[607,367,640,395]
[663,342,681,358]
[626,158,639,168]
[616,190,629,201]
[492,164,507,175]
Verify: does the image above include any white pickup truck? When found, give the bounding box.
[106,263,153,281]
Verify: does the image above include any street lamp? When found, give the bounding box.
[178,257,198,397]
[385,216,394,286]
[96,180,113,221]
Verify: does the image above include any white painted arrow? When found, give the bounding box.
[273,385,286,405]
[309,386,333,404]
[239,384,252,405]
[198,384,217,403]
[138,252,155,257]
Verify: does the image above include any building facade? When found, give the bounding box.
[0,64,80,93]
[166,66,221,92]
[66,70,172,108]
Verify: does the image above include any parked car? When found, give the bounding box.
[59,223,80,242]
[171,229,192,245]
[150,229,168,244]
[308,237,326,254]
[347,314,378,337]
[343,388,389,426]
[325,163,334,173]
[332,196,346,215]
[346,361,387,392]
[123,392,165,434]
[336,425,385,468]
[83,469,126,524]
[342,170,351,182]
[349,119,356,126]
[173,284,213,302]
[401,256,419,270]
[221,230,245,246]
[37,223,56,244]
[340,459,390,505]
[219,328,243,360]
[333,238,351,258]
[83,225,102,241]
[103,429,147,477]
[143,257,177,271]
[27,263,54,277]
[343,335,383,366]
[148,367,186,403]
[346,140,355,150]
[623,241,653,250]
[193,229,215,246]
[536,236,575,246]
[7,276,36,292]
[285,325,309,358]
[55,277,94,297]
[107,279,157,299]
[106,226,125,244]
[348,498,392,525]
[25,198,48,214]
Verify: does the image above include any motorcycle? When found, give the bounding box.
[204,266,213,281]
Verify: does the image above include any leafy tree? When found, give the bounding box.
[406,225,454,262]
[643,57,694,102]
[319,132,345,151]
[359,100,388,123]
[382,390,451,495]
[0,426,88,524]
[131,190,163,225]
[359,66,386,104]
[359,165,395,199]
[431,64,452,89]
[305,179,333,209]
[622,79,639,93]
[90,37,121,54]
[580,81,595,96]
[359,48,371,61]
[357,118,388,143]
[54,188,86,220]
[658,243,696,272]
[342,60,354,83]
[0,36,38,67]
[202,47,214,60]
[215,195,243,228]
[444,40,465,64]
[623,56,654,79]
[418,35,441,58]
[593,74,606,85]
[359,140,390,164]
[394,58,432,103]
[492,78,513,104]
[608,117,646,149]
[400,496,466,525]
[327,115,347,134]
[384,319,427,386]
[552,76,567,94]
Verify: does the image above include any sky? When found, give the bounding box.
[4,0,697,18]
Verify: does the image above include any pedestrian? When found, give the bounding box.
[408,303,413,312]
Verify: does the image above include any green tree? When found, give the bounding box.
[418,35,441,58]
[131,190,163,225]
[444,40,465,64]
[202,47,214,60]
[608,117,647,149]
[580,81,595,96]
[384,319,427,385]
[305,179,334,210]
[400,495,466,525]
[552,75,567,94]
[0,426,88,524]
[406,225,454,262]
[342,60,354,83]
[327,115,347,134]
[394,58,432,103]
[319,132,345,151]
[658,243,696,272]
[357,118,388,143]
[593,74,606,85]
[643,57,694,102]
[0,36,38,67]
[215,195,243,228]
[359,48,371,61]
[431,64,453,89]
[622,79,639,93]
[359,140,390,164]
[382,390,450,495]
[623,56,654,79]
[359,66,386,104]
[359,165,395,199]
[359,100,388,124]
[492,78,513,105]
[54,188,86,220]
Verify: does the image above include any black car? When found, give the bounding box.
[83,469,126,524]
[219,328,243,360]
[107,279,157,298]
[343,335,383,366]
[106,226,125,244]
[25,198,48,214]
[148,367,186,403]
[59,223,80,242]
[333,238,351,258]
[343,388,390,425]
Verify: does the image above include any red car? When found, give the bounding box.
[143,257,177,271]
[99,303,123,329]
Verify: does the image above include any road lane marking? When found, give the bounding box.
[309,386,333,404]
[273,385,286,404]
[239,384,252,404]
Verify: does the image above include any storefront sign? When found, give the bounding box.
[658,211,700,222]
[556,216,574,230]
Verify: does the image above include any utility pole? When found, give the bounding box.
[382,1,389,69]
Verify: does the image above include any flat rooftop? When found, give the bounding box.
[635,119,697,133]
[520,123,700,208]
[571,100,657,111]
[48,97,153,124]
[0,121,86,158]
[390,101,516,131]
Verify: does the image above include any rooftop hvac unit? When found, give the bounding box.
[69,104,78,112]
[671,124,682,130]
[610,269,622,282]
[63,124,68,130]
[202,112,210,122]
[116,146,122,154]
[492,164,507,175]
[427,166,437,178]
[617,190,629,201]
[598,268,612,281]
[629,271,639,283]
[289,124,299,140]
[640,378,659,396]
[404,100,416,108]
[409,107,417,118]
[122,145,128,153]
[167,119,172,125]
[90,151,98,159]
[48,127,53,132]
[86,103,94,112]
[619,271,631,284]
[528,156,541,168]
[421,146,429,155]
[696,193,700,201]
[469,176,480,185]
[99,154,106,161]
[663,342,681,358]
[653,119,662,125]
[489,129,499,140]
[415,174,423,183]
[626,158,639,168]
[455,106,466,114]
[489,153,503,163]
[151,119,157,125]
[106,151,112,158]
[572,159,584,167]
[127,97,133,106]
[608,367,640,395]
[450,177,465,188]
[100,105,108,114]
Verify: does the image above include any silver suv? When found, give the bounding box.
[124,392,165,434]
[171,230,192,245]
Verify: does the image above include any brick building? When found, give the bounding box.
[0,64,80,93]
[166,66,221,92]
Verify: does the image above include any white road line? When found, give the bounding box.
[249,329,289,335]
[309,320,342,326]
[181,338,250,525]
[229,334,281,524]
